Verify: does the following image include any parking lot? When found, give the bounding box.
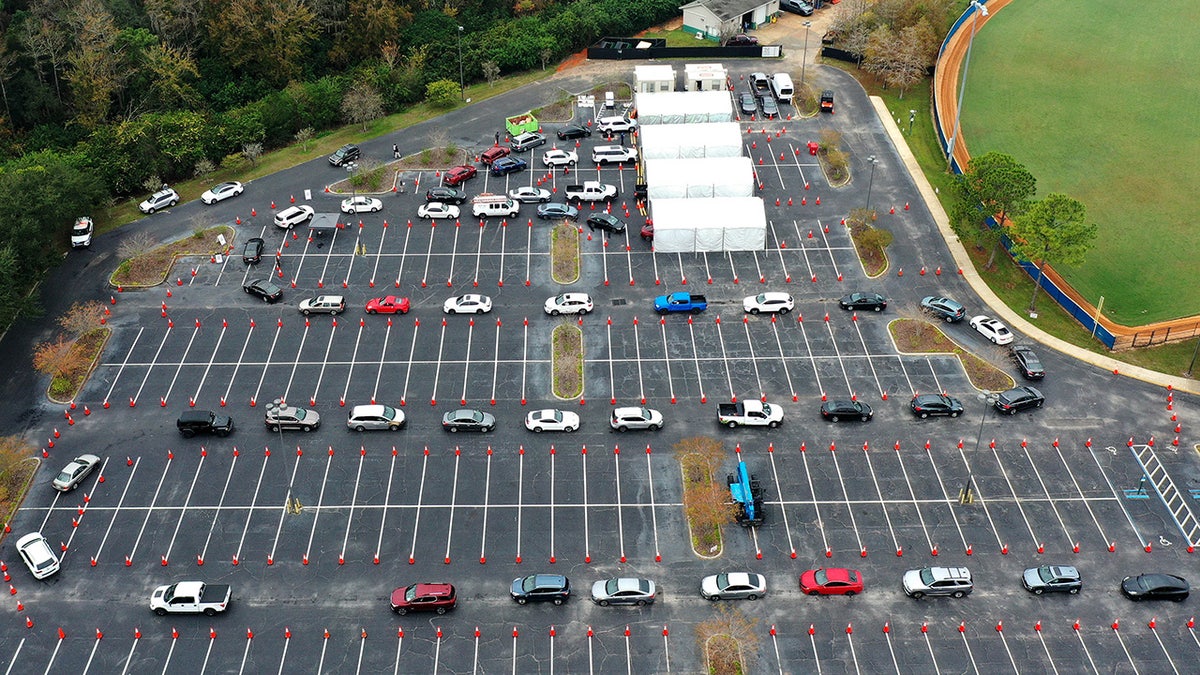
[4,62,1200,673]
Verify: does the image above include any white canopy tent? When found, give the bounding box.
[634,91,733,125]
[639,122,743,160]
[649,198,767,253]
[644,157,755,199]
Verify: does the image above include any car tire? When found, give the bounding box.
[395,607,407,615]
[331,310,339,316]
[516,598,527,605]
[269,424,280,432]
[217,430,230,438]
[550,310,560,316]
[910,592,924,599]
[180,429,196,438]
[874,306,881,312]
[354,425,365,432]
[807,590,819,596]
[1173,596,1186,602]
[919,412,929,419]
[861,415,870,422]
[950,412,960,418]
[768,421,779,429]
[154,608,168,616]
[147,206,156,214]
[565,427,575,433]
[1008,408,1017,415]
[830,415,840,423]
[945,316,954,323]
[648,424,660,431]
[747,594,758,601]
[708,596,720,602]
[449,427,457,433]
[779,307,790,315]
[636,600,646,607]
[952,591,965,599]
[750,308,759,315]
[482,426,492,433]
[204,608,217,616]
[598,600,609,607]
[368,309,377,315]
[302,309,311,316]
[553,598,564,605]
[262,296,270,303]
[1069,588,1079,594]
[844,591,856,597]
[533,427,543,433]
[1036,400,1044,408]
[617,426,628,432]
[1033,589,1044,595]
[372,206,380,213]
[727,421,738,429]
[448,309,457,314]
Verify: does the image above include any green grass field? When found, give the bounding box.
[964,0,1200,324]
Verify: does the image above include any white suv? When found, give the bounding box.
[274,205,315,229]
[902,566,973,599]
[139,187,179,214]
[592,145,638,165]
[610,407,663,431]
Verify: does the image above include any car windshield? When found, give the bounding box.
[404,585,417,602]
[814,569,829,585]
[469,411,483,423]
[605,579,620,595]
[1037,566,1054,583]
[522,576,537,592]
[919,569,935,585]
[716,573,729,589]
[549,410,563,422]
[382,405,396,419]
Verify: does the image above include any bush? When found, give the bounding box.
[425,80,461,108]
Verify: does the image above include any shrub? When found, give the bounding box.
[425,80,461,108]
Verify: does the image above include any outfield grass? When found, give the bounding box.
[963,0,1200,324]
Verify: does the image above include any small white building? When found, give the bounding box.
[681,0,780,41]
[683,63,728,92]
[635,65,676,94]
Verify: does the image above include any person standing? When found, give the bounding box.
[392,144,400,159]
[494,131,500,146]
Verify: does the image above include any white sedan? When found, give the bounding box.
[542,148,578,167]
[201,181,244,204]
[544,293,593,316]
[969,315,1015,345]
[340,196,383,214]
[443,294,493,314]
[417,201,461,219]
[743,292,794,315]
[524,409,581,433]
[509,186,552,203]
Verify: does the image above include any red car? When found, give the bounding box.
[444,165,477,186]
[480,146,511,165]
[640,222,654,242]
[800,568,863,596]
[390,583,457,615]
[365,295,411,314]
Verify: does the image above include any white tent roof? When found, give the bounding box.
[645,157,756,199]
[640,122,744,160]
[650,198,766,253]
[635,91,733,125]
[635,65,675,82]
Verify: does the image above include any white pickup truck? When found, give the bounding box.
[717,401,784,428]
[150,581,232,616]
[563,181,617,202]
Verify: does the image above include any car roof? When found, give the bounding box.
[412,583,455,596]
[1046,565,1079,578]
[350,404,388,417]
[723,572,759,586]
[613,577,648,591]
[530,574,568,587]
[558,293,589,302]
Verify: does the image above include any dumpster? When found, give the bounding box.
[505,112,539,137]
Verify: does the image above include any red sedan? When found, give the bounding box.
[444,165,477,186]
[365,296,411,315]
[799,568,863,596]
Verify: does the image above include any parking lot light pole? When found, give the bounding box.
[864,155,878,217]
[963,391,998,503]
[946,0,988,171]
[345,161,359,215]
[456,25,465,100]
[800,21,813,89]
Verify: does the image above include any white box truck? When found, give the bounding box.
[771,73,794,104]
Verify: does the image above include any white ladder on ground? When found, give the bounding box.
[1131,444,1200,547]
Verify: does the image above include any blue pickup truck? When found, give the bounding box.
[653,292,707,314]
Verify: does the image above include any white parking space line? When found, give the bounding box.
[1147,622,1181,675]
[131,324,171,407]
[673,252,686,285]
[447,221,463,286]
[374,447,398,565]
[816,220,844,282]
[308,318,339,405]
[631,318,647,404]
[798,444,831,558]
[1072,622,1102,672]
[472,219,485,285]
[807,626,822,674]
[523,219,534,286]
[700,251,713,284]
[923,443,971,555]
[478,446,492,564]
[124,452,173,566]
[986,441,1041,553]
[280,321,312,405]
[267,448,302,566]
[794,314,826,397]
[301,447,335,565]
[419,221,439,288]
[488,318,502,405]
[821,314,856,398]
[396,318,415,406]
[848,316,885,399]
[37,486,63,534]
[1052,440,1111,551]
[764,444,797,559]
[81,635,102,675]
[614,446,629,564]
[767,222,792,282]
[342,225,362,287]
[515,446,525,564]
[955,442,1004,555]
[220,321,254,407]
[993,622,1022,672]
[338,447,367,566]
[725,250,740,284]
[765,316,799,402]
[367,220,389,287]
[576,446,586,564]
[198,449,237,564]
[430,318,448,405]
[91,457,138,565]
[191,319,229,406]
[339,318,368,406]
[519,318,529,405]
[826,443,868,557]
[315,227,344,289]
[231,449,267,566]
[161,321,202,407]
[102,325,143,408]
[604,318,617,405]
[919,622,941,673]
[405,448,429,565]
[1033,625,1061,675]
[250,320,284,407]
[1109,623,1140,673]
[713,317,735,403]
[890,443,935,556]
[958,623,981,674]
[739,318,766,401]
[685,316,708,403]
[160,449,204,566]
[441,447,461,565]
[59,460,108,559]
[1020,440,1076,553]
[656,318,677,405]
[457,317,478,405]
[861,443,902,557]
[1087,443,1147,551]
[391,221,413,289]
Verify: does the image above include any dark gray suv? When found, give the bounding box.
[328,144,361,166]
[177,410,234,438]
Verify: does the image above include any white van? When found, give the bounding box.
[771,73,794,104]
[472,194,520,218]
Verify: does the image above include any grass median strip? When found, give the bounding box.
[890,318,1014,392]
[551,324,583,400]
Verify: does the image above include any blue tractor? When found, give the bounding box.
[728,460,765,527]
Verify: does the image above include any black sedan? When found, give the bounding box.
[537,203,579,221]
[510,574,571,605]
[820,400,872,423]
[1121,573,1189,601]
[556,124,591,140]
[909,394,963,419]
[1023,565,1081,595]
[586,213,626,234]
[1011,345,1046,380]
[425,186,468,204]
[738,92,758,116]
[243,279,283,303]
[441,408,496,433]
[839,292,887,312]
[760,96,779,119]
[994,386,1043,414]
[242,237,265,264]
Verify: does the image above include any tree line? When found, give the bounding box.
[825,0,955,97]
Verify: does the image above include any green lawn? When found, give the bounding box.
[963,0,1200,324]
